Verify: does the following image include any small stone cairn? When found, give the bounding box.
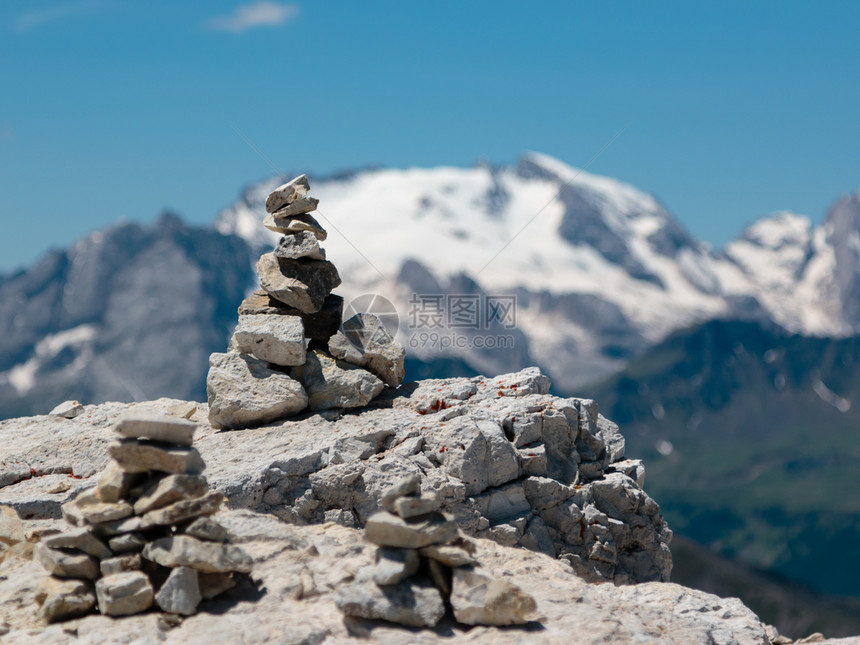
[34,414,252,622]
[207,174,406,430]
[335,475,540,628]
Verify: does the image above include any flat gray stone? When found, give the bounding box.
[35,577,96,622]
[328,313,406,387]
[100,553,141,576]
[335,578,445,627]
[270,195,318,217]
[420,542,477,567]
[256,253,341,313]
[155,566,201,616]
[295,349,384,411]
[206,352,308,430]
[95,461,141,503]
[140,491,223,528]
[114,413,197,446]
[231,314,306,367]
[365,511,459,549]
[42,527,112,559]
[107,532,146,554]
[133,474,209,515]
[238,291,343,342]
[108,440,205,475]
[95,571,154,617]
[142,535,253,573]
[393,493,440,519]
[34,542,99,579]
[263,212,327,239]
[274,231,326,261]
[62,491,133,526]
[265,174,310,213]
[184,517,229,542]
[379,474,421,511]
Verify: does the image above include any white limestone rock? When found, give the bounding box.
[450,566,539,625]
[49,400,84,419]
[274,231,326,261]
[114,413,196,446]
[265,174,310,213]
[95,571,154,616]
[230,314,305,367]
[335,578,445,627]
[256,252,340,313]
[294,349,384,411]
[155,566,201,616]
[328,313,406,387]
[206,352,308,430]
[35,577,96,622]
[142,535,253,573]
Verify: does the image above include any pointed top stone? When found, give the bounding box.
[266,174,310,213]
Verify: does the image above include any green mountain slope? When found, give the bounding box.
[585,320,860,598]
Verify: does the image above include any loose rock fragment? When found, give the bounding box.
[256,253,340,313]
[140,491,223,528]
[42,528,112,559]
[183,517,229,542]
[142,535,253,573]
[231,314,306,367]
[329,313,406,387]
[265,174,310,213]
[95,571,154,617]
[114,413,196,446]
[206,352,308,430]
[365,511,459,549]
[133,474,209,515]
[450,567,539,625]
[48,400,84,419]
[108,441,205,475]
[335,579,445,628]
[263,212,327,239]
[35,577,96,622]
[295,349,384,411]
[34,542,99,579]
[373,547,420,585]
[274,231,326,261]
[238,291,343,342]
[100,553,141,576]
[155,566,201,616]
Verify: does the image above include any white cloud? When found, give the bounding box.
[206,1,298,33]
[15,0,114,32]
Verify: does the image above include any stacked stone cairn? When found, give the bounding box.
[335,475,539,628]
[33,414,252,622]
[207,173,406,430]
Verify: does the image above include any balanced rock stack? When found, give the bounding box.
[33,413,252,622]
[335,475,539,628]
[207,174,406,430]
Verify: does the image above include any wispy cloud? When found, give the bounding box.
[14,0,115,33]
[206,1,298,33]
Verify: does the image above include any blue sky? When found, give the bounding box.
[1,1,858,271]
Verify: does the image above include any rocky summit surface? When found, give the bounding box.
[0,367,794,643]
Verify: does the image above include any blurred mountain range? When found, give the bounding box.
[1,153,859,633]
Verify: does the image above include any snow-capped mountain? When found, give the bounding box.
[216,152,860,391]
[1,151,859,417]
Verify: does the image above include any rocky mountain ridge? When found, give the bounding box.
[0,367,788,644]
